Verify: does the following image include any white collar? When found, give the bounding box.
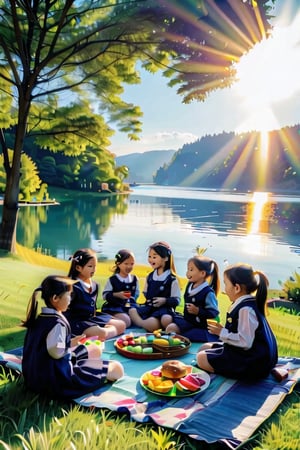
[153,269,170,281]
[228,295,254,312]
[188,280,209,295]
[116,273,132,283]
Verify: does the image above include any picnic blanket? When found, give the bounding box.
[1,333,299,449]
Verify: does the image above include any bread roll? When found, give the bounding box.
[161,360,187,379]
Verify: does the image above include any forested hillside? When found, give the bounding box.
[154,125,300,193]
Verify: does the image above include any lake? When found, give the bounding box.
[4,185,300,288]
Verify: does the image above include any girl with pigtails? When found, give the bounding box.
[166,255,220,342]
[65,248,126,341]
[196,263,278,380]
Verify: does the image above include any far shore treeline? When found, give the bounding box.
[1,124,300,200]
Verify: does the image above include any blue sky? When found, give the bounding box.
[110,0,300,156]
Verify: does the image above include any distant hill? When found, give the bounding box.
[154,125,300,193]
[116,149,175,183]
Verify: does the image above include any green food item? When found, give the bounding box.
[84,340,91,346]
[170,337,182,346]
[142,347,153,354]
[133,345,142,353]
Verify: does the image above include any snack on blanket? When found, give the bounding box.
[161,360,187,379]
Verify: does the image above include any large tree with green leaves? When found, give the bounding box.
[0,0,274,252]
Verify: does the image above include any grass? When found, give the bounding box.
[0,245,299,449]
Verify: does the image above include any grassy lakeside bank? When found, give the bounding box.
[0,245,299,449]
[0,244,299,356]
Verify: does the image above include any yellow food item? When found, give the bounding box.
[148,378,163,388]
[148,379,174,393]
[153,338,169,346]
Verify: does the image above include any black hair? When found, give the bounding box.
[148,241,176,274]
[68,248,97,279]
[188,255,220,295]
[224,263,269,316]
[22,275,73,328]
[113,249,135,274]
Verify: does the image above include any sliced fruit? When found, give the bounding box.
[177,374,206,391]
[175,380,191,392]
[148,379,174,393]
[148,378,163,388]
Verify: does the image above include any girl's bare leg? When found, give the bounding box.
[165,323,180,334]
[161,314,173,329]
[84,325,108,341]
[107,360,124,381]
[86,343,102,359]
[114,312,131,328]
[196,349,215,373]
[104,319,126,337]
[129,308,160,332]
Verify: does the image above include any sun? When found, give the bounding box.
[233,9,300,133]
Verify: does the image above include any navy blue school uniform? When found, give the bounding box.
[64,280,113,335]
[206,296,278,380]
[136,269,180,319]
[172,281,219,342]
[22,307,109,399]
[102,274,139,314]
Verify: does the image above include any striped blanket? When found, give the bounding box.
[1,335,299,449]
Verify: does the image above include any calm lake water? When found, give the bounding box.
[4,185,300,288]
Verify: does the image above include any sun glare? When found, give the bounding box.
[233,9,300,132]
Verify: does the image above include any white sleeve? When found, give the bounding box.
[46,323,69,359]
[171,278,181,298]
[102,278,113,299]
[219,307,259,349]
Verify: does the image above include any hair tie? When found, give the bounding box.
[210,262,214,274]
[115,253,121,261]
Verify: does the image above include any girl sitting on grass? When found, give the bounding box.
[101,249,140,328]
[196,263,278,380]
[166,255,220,342]
[22,275,124,399]
[65,248,126,341]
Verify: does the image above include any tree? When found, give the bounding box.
[0,0,169,252]
[0,0,274,252]
[140,0,275,102]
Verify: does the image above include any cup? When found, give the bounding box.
[207,319,218,326]
[124,291,131,307]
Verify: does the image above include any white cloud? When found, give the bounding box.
[143,131,199,144]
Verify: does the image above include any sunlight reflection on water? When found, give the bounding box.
[97,186,300,288]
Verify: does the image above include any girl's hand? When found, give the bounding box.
[152,297,166,307]
[207,322,223,336]
[71,334,86,347]
[186,303,199,315]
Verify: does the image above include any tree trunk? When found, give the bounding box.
[0,94,29,253]
[0,195,18,253]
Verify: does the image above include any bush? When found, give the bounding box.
[280,271,300,304]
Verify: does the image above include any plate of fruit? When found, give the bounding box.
[114,330,191,359]
[79,336,104,349]
[140,360,210,397]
